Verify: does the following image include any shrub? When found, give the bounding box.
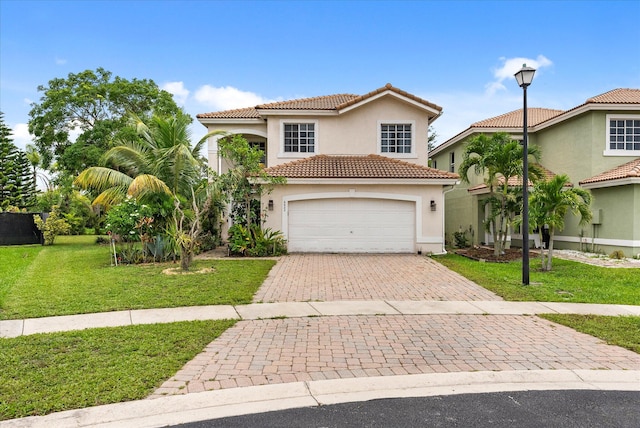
[228,224,287,257]
[609,250,625,260]
[33,205,71,245]
[453,231,470,248]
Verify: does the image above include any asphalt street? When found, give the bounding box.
[174,390,640,428]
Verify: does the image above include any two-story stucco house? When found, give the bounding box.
[197,84,460,254]
[430,88,640,257]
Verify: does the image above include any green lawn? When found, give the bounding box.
[540,314,640,354]
[0,320,236,420]
[0,235,276,320]
[433,253,640,305]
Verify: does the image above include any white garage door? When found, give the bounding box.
[288,198,415,253]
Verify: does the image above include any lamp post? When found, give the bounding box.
[514,64,536,285]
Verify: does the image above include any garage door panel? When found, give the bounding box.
[288,198,415,253]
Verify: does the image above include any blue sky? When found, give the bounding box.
[2,0,639,152]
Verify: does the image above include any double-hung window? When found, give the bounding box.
[284,123,315,153]
[605,114,640,155]
[380,123,412,154]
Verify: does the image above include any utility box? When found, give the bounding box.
[591,209,603,225]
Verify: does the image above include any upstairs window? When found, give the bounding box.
[249,141,267,166]
[449,152,455,173]
[380,123,412,154]
[605,115,640,155]
[609,118,640,151]
[284,123,315,153]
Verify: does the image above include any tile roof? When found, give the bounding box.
[585,88,640,104]
[579,158,640,185]
[197,84,442,119]
[256,94,358,110]
[263,155,460,180]
[337,83,442,113]
[471,108,564,128]
[467,164,570,192]
[197,107,261,119]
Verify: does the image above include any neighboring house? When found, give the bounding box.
[197,84,459,254]
[430,88,640,256]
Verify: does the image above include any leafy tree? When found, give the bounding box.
[218,134,286,228]
[459,132,542,257]
[529,175,592,271]
[28,68,182,179]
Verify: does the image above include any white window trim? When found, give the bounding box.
[603,114,640,156]
[278,119,319,158]
[377,120,416,158]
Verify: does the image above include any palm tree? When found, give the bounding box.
[459,132,542,257]
[529,174,592,271]
[75,113,219,207]
[75,113,222,271]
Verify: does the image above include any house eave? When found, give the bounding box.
[258,178,460,185]
[255,109,338,117]
[197,117,264,126]
[580,177,640,189]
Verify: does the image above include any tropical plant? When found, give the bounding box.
[218,134,285,228]
[228,223,287,257]
[529,174,592,271]
[459,132,542,257]
[33,205,71,245]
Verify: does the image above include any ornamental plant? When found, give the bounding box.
[33,205,71,245]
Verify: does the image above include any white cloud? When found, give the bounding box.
[24,97,33,105]
[55,57,67,65]
[194,85,277,111]
[162,81,190,106]
[11,123,33,150]
[486,55,553,95]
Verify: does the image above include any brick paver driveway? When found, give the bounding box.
[151,254,640,398]
[254,254,501,302]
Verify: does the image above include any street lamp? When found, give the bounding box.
[514,64,535,285]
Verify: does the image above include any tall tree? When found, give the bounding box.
[459,132,542,256]
[74,113,213,207]
[0,112,18,210]
[529,175,592,271]
[28,68,182,179]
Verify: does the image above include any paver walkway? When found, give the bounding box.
[151,254,640,398]
[254,254,500,302]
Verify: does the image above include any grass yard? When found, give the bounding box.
[0,235,276,320]
[433,253,640,305]
[540,314,640,354]
[0,320,236,420]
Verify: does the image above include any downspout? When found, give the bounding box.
[440,182,459,254]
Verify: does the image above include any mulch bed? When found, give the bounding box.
[455,247,537,263]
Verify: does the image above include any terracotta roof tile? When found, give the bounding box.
[264,155,459,180]
[197,107,260,119]
[467,164,569,192]
[256,94,358,110]
[337,83,442,114]
[579,158,640,185]
[471,108,564,128]
[586,88,640,104]
[197,84,442,119]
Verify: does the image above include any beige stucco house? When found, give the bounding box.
[197,84,459,254]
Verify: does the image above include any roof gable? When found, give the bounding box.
[197,84,442,121]
[263,154,459,180]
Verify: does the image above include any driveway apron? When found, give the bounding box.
[151,254,640,397]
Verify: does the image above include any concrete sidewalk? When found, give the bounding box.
[3,300,640,338]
